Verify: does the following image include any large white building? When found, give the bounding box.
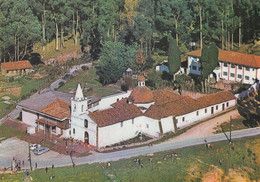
[18,77,236,150]
[187,49,260,84]
[69,77,235,149]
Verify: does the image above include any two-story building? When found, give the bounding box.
[186,49,260,84]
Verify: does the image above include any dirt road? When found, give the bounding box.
[172,109,240,141]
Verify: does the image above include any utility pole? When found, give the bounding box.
[230,116,232,142]
[28,143,32,171]
[220,125,231,143]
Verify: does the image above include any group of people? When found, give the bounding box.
[163,153,178,161]
[11,157,24,172]
[134,158,144,168]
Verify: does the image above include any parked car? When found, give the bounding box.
[30,144,41,151]
[34,147,49,155]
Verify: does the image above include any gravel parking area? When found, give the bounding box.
[0,137,67,169]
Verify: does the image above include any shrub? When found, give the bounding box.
[8,77,15,82]
[81,65,89,70]
[59,81,65,87]
[121,83,129,91]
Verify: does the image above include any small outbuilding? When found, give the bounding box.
[1,60,32,76]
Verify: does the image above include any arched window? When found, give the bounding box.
[84,119,88,128]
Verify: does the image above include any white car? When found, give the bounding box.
[34,147,50,155]
[30,144,41,151]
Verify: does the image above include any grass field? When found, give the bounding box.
[0,125,26,142]
[58,67,121,98]
[2,135,259,182]
[214,116,249,134]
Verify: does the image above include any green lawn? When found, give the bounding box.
[0,125,26,142]
[214,116,250,134]
[58,67,121,98]
[2,135,259,182]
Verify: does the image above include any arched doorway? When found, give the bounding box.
[84,131,89,144]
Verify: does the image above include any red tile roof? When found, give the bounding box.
[145,91,235,119]
[89,89,235,126]
[195,91,235,108]
[111,98,128,108]
[1,60,32,71]
[39,99,70,120]
[89,103,142,127]
[152,89,182,105]
[186,49,260,68]
[128,86,154,103]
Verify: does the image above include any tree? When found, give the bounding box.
[97,41,137,84]
[237,88,260,127]
[200,42,219,92]
[132,0,155,56]
[167,34,181,80]
[156,0,192,45]
[0,0,41,62]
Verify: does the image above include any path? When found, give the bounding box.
[50,63,92,90]
[172,109,240,141]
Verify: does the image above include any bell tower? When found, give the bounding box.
[71,84,88,117]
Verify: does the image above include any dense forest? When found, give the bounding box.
[0,0,259,64]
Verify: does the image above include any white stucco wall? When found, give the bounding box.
[135,102,154,110]
[56,127,61,135]
[244,67,256,84]
[135,116,160,137]
[160,116,175,133]
[98,116,160,148]
[22,110,37,126]
[98,91,132,110]
[70,114,97,147]
[176,99,236,128]
[60,128,70,138]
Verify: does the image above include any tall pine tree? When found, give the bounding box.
[168,34,181,80]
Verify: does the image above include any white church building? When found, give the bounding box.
[18,77,236,150]
[69,76,236,149]
[187,49,260,84]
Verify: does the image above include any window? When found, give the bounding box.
[84,119,88,128]
[245,76,250,80]
[223,72,227,76]
[192,66,197,70]
[6,70,9,73]
[146,124,149,128]
[132,118,134,124]
[205,108,207,113]
[231,64,235,68]
[117,98,119,101]
[252,68,255,71]
[196,111,199,116]
[81,105,84,112]
[245,67,250,71]
[224,63,228,67]
[121,121,123,127]
[216,105,218,110]
[73,128,75,134]
[230,73,235,77]
[69,130,71,135]
[237,74,242,79]
[182,117,185,122]
[74,104,76,110]
[226,102,229,107]
[238,65,242,70]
